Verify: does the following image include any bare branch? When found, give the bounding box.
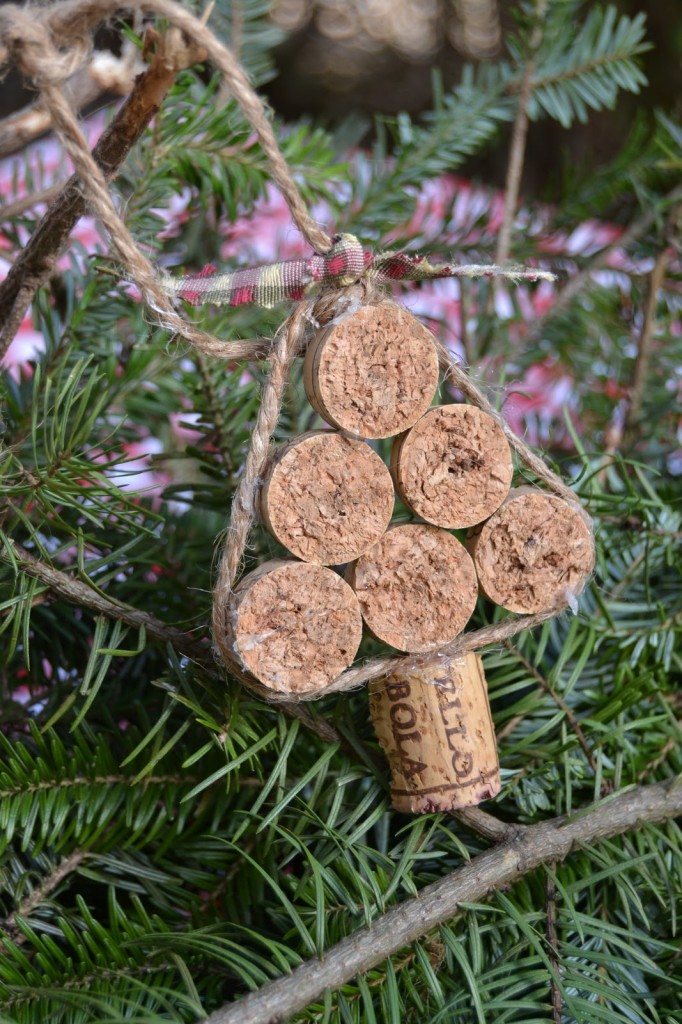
[0,45,142,159]
[623,245,670,443]
[0,26,206,357]
[203,779,682,1024]
[0,183,63,220]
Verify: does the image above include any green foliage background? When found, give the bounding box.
[0,2,681,1021]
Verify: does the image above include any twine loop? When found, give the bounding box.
[0,5,90,85]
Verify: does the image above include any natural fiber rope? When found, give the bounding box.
[0,0,595,701]
[210,299,312,670]
[0,0,332,255]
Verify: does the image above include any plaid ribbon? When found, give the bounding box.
[160,233,555,308]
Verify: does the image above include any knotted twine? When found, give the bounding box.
[0,0,595,701]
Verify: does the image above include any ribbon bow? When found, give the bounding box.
[160,233,555,309]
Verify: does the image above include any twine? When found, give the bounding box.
[210,298,311,670]
[0,0,595,702]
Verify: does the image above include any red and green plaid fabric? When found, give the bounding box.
[160,233,554,308]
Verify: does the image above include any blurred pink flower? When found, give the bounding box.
[109,436,171,506]
[503,360,578,448]
[3,314,45,378]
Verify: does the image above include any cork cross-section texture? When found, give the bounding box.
[303,300,440,439]
[468,488,596,614]
[260,431,395,564]
[391,404,513,528]
[230,560,363,694]
[348,524,478,653]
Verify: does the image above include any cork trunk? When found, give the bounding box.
[369,653,501,813]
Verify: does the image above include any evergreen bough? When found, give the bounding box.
[0,2,680,1022]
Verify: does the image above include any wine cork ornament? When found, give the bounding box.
[260,431,394,564]
[347,524,478,653]
[229,560,362,695]
[391,404,513,528]
[369,653,501,813]
[468,487,595,614]
[303,300,439,438]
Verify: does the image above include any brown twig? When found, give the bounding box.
[0,183,63,220]
[623,246,670,444]
[526,183,682,346]
[494,1,547,268]
[453,806,522,844]
[0,25,206,357]
[0,45,142,159]
[7,539,211,660]
[637,736,679,783]
[545,864,562,1024]
[202,779,682,1024]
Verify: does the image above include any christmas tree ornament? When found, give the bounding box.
[152,60,594,818]
[164,249,595,815]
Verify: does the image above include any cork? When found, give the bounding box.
[347,524,477,653]
[467,487,595,614]
[391,404,513,529]
[369,653,501,813]
[303,300,440,439]
[229,560,363,695]
[260,431,395,565]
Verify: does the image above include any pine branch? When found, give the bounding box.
[1,541,356,754]
[501,639,598,776]
[5,540,210,661]
[0,25,206,357]
[0,184,63,221]
[527,182,682,344]
[204,779,682,1024]
[0,849,85,944]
